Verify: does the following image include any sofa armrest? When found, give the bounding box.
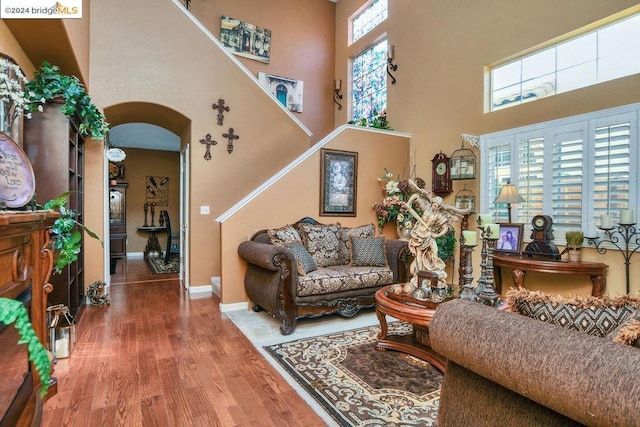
[384,238,409,283]
[430,299,640,426]
[238,240,295,272]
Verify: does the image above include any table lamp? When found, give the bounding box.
[495,179,524,222]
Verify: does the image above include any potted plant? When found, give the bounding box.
[23,61,109,140]
[565,231,584,262]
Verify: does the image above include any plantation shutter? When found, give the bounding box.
[517,136,544,224]
[552,127,584,234]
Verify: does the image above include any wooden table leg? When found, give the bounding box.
[591,275,606,297]
[512,269,526,289]
[375,307,388,352]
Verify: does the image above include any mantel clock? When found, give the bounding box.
[523,214,561,260]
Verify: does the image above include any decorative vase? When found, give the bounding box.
[568,248,581,262]
[396,222,412,241]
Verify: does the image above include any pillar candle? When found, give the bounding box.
[387,44,395,60]
[485,223,500,240]
[601,214,612,228]
[621,209,634,224]
[586,221,597,238]
[334,79,341,91]
[478,213,493,227]
[462,230,478,246]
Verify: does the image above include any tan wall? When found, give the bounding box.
[191,0,336,145]
[119,148,180,253]
[220,126,411,304]
[89,0,312,289]
[335,0,640,296]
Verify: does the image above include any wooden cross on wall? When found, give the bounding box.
[223,128,240,154]
[199,133,217,161]
[212,98,230,126]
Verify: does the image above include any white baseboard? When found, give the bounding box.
[211,276,221,297]
[220,301,249,312]
[126,252,144,258]
[188,285,212,294]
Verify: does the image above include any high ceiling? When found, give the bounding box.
[108,123,180,152]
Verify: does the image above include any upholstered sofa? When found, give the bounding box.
[430,297,640,426]
[237,218,410,335]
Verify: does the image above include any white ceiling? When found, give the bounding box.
[108,123,181,152]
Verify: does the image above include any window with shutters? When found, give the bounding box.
[480,103,638,244]
[489,11,640,111]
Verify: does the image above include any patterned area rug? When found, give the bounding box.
[146,255,179,274]
[264,323,442,426]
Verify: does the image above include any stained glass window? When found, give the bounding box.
[352,0,388,43]
[352,38,387,124]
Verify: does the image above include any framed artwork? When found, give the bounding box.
[320,149,358,217]
[145,176,169,206]
[258,72,304,113]
[494,223,524,254]
[220,16,271,63]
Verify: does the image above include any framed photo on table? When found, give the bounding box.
[320,149,357,217]
[494,223,524,254]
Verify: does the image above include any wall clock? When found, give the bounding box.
[523,214,560,259]
[431,152,453,196]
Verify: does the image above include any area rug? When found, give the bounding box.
[264,322,442,426]
[146,255,179,274]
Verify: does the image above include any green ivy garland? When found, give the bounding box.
[0,297,51,397]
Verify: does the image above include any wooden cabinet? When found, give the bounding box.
[0,212,58,426]
[109,183,127,258]
[23,102,85,320]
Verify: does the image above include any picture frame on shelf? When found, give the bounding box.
[320,149,357,217]
[494,223,524,255]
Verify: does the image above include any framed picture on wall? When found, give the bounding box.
[145,176,169,206]
[258,72,304,113]
[494,223,524,254]
[320,149,358,217]
[220,16,271,63]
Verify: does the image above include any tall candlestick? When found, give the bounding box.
[485,223,500,240]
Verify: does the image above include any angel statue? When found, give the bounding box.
[403,179,469,291]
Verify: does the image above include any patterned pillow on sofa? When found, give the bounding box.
[609,307,640,347]
[338,223,375,265]
[285,241,317,276]
[267,224,302,246]
[297,223,341,267]
[350,236,388,267]
[505,287,640,338]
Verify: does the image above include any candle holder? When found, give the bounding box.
[586,222,640,294]
[143,203,149,227]
[477,237,503,307]
[459,242,479,302]
[150,202,156,227]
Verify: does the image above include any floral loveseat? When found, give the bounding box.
[237,218,410,334]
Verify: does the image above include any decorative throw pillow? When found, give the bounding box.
[505,287,640,338]
[350,236,388,267]
[285,242,317,276]
[267,225,301,246]
[609,307,640,348]
[297,223,341,267]
[338,223,375,265]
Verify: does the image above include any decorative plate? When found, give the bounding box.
[107,147,126,162]
[0,131,35,208]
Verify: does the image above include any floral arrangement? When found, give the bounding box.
[0,56,31,129]
[373,168,425,232]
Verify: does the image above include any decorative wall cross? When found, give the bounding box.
[223,128,240,154]
[199,133,217,161]
[212,98,230,126]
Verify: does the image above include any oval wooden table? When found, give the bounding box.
[375,285,447,372]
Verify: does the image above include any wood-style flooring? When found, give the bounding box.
[42,257,326,426]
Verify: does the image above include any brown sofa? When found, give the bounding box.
[430,299,640,426]
[237,218,410,335]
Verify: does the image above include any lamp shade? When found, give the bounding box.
[495,179,525,204]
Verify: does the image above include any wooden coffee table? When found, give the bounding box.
[374,285,447,372]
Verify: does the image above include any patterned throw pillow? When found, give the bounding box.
[350,236,388,267]
[338,224,375,265]
[297,223,341,267]
[285,242,317,276]
[267,225,301,246]
[505,288,640,338]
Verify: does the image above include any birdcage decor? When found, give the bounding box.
[450,138,477,180]
[455,185,476,213]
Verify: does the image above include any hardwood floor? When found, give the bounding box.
[42,257,326,426]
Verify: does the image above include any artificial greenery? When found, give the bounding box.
[44,192,103,274]
[0,297,51,398]
[565,231,585,248]
[436,228,457,261]
[24,61,109,140]
[348,110,393,130]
